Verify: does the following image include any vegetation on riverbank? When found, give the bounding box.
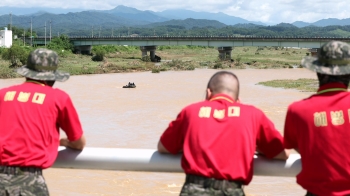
[257,78,319,92]
[0,35,310,79]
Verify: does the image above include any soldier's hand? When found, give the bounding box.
[59,138,69,147]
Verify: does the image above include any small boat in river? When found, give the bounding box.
[123,82,136,88]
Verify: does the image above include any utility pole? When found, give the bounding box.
[92,26,93,37]
[49,20,52,41]
[44,21,46,47]
[128,27,130,36]
[30,18,33,47]
[99,26,101,37]
[112,28,113,36]
[9,12,12,30]
[23,29,25,46]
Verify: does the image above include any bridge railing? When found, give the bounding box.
[53,147,301,177]
[30,35,350,40]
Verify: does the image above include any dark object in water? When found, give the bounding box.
[123,82,136,88]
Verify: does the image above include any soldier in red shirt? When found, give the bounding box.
[284,41,350,196]
[158,71,289,196]
[0,48,86,195]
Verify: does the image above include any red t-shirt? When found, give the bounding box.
[284,83,350,196]
[0,81,83,169]
[160,94,284,185]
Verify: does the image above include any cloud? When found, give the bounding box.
[1,0,349,24]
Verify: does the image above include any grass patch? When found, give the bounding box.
[151,68,160,73]
[257,78,318,92]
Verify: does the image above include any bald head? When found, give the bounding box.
[206,71,239,100]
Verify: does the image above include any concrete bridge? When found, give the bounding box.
[30,36,350,61]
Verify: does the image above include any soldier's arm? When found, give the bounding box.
[273,149,290,160]
[157,141,170,153]
[60,135,86,150]
[256,147,290,160]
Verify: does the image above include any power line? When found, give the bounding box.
[9,12,12,30]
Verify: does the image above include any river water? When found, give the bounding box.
[0,68,316,196]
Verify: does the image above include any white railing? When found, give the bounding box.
[53,147,301,177]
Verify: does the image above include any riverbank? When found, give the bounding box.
[0,46,309,79]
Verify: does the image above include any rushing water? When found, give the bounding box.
[0,68,317,196]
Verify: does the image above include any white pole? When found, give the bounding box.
[53,147,301,177]
[50,20,51,41]
[44,21,46,47]
[9,12,12,31]
[30,18,32,47]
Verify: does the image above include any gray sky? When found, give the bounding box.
[1,0,349,24]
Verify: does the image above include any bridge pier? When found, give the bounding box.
[140,46,157,61]
[218,47,233,60]
[74,45,92,55]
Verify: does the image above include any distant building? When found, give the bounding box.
[0,27,12,48]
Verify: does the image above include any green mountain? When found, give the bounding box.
[138,18,227,29]
[0,11,148,36]
[1,6,350,38]
[155,9,265,26]
[96,5,169,23]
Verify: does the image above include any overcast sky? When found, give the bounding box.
[1,0,349,24]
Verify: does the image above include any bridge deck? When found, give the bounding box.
[30,36,350,48]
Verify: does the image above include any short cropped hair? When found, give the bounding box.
[207,71,239,99]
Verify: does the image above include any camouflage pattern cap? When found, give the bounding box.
[16,48,70,82]
[301,41,350,75]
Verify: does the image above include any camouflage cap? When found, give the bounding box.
[301,41,350,75]
[16,48,70,82]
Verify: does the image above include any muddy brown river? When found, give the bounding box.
[0,68,316,195]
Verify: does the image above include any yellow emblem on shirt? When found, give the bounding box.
[17,92,31,102]
[199,107,211,118]
[331,110,344,126]
[4,91,16,101]
[314,112,328,127]
[213,109,225,119]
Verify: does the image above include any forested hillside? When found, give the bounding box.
[1,12,350,38]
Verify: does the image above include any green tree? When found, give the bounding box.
[47,35,73,52]
[1,44,29,67]
[91,47,105,61]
